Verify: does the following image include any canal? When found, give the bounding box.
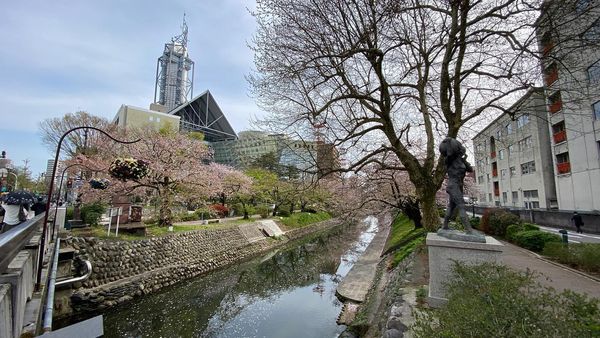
[102,217,379,337]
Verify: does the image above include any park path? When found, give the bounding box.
[500,241,600,299]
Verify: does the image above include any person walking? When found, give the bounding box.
[0,202,27,233]
[571,211,584,234]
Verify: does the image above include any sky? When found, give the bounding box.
[0,0,263,176]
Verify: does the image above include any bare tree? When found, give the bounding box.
[249,0,542,230]
[39,111,113,158]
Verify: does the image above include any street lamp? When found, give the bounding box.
[36,126,140,289]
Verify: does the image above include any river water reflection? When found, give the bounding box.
[103,217,379,338]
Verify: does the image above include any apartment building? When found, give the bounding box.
[537,0,600,211]
[472,88,557,209]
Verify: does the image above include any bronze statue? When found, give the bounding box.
[439,137,474,234]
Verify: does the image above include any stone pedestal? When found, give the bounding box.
[426,232,503,307]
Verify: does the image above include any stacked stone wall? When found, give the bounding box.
[66,219,343,314]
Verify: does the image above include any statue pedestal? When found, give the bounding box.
[426,232,504,307]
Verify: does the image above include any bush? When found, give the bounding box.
[480,208,520,237]
[194,207,216,220]
[209,204,229,218]
[412,262,600,338]
[512,230,561,252]
[80,202,106,226]
[179,213,198,222]
[256,205,270,219]
[470,216,481,230]
[277,208,291,217]
[65,207,74,221]
[543,242,600,273]
[506,222,539,241]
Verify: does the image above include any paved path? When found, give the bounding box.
[500,241,600,299]
[336,219,390,302]
[537,225,600,244]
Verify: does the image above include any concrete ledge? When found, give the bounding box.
[0,284,12,338]
[426,233,504,307]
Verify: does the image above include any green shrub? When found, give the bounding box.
[65,207,74,221]
[277,208,291,217]
[244,205,256,217]
[470,216,481,229]
[194,207,216,220]
[512,230,561,252]
[256,205,270,219]
[543,242,600,273]
[480,208,520,237]
[412,262,600,338]
[143,217,157,225]
[506,222,539,241]
[80,202,106,226]
[179,213,198,222]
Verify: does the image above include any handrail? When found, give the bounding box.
[0,213,45,273]
[43,238,60,332]
[56,260,93,287]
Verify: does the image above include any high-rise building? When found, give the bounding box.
[472,88,557,209]
[536,0,600,211]
[154,16,195,111]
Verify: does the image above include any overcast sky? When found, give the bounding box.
[0,0,262,176]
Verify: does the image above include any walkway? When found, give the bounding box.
[336,219,390,302]
[500,241,600,299]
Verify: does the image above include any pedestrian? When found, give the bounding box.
[0,202,27,233]
[571,211,584,234]
[31,197,46,216]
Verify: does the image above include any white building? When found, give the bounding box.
[472,88,557,209]
[537,0,600,211]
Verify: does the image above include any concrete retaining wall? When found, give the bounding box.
[67,219,343,315]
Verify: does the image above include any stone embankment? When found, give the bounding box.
[65,219,343,314]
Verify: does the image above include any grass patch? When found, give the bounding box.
[543,242,600,273]
[383,214,427,268]
[279,212,331,228]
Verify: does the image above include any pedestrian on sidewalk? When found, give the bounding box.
[0,202,27,233]
[571,211,584,234]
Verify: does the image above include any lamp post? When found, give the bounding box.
[36,126,140,289]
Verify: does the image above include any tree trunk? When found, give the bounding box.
[272,204,278,216]
[158,191,172,227]
[419,190,440,232]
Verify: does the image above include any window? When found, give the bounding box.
[556,152,571,174]
[502,192,508,203]
[486,173,490,182]
[512,191,519,202]
[149,116,154,122]
[518,136,533,151]
[505,123,513,135]
[523,190,539,199]
[510,166,516,177]
[478,175,484,184]
[508,144,515,155]
[501,169,507,179]
[583,18,600,43]
[497,129,503,140]
[499,149,505,160]
[521,161,536,175]
[548,91,562,114]
[476,143,484,152]
[593,100,600,120]
[488,193,492,202]
[525,201,540,209]
[588,60,600,84]
[516,114,530,128]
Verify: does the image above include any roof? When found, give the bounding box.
[168,90,238,142]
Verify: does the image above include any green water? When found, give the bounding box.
[103,218,378,337]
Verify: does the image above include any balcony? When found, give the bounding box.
[544,68,558,86]
[492,169,498,177]
[494,188,500,197]
[542,42,554,57]
[553,130,566,144]
[490,151,496,159]
[549,100,562,114]
[557,162,571,174]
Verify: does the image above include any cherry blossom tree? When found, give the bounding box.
[78,128,244,226]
